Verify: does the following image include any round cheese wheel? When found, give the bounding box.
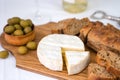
[37,34,89,74]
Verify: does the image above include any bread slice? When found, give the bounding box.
[88,63,117,80]
[87,23,120,53]
[79,21,103,43]
[79,22,95,43]
[96,50,120,77]
[51,18,90,35]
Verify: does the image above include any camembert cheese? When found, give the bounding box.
[65,51,90,75]
[37,43,63,71]
[37,34,89,75]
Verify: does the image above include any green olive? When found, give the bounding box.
[20,20,30,28]
[7,17,21,25]
[4,25,15,34]
[26,41,37,50]
[0,50,9,59]
[18,46,28,55]
[26,19,33,27]
[13,30,24,36]
[24,27,32,34]
[14,24,22,30]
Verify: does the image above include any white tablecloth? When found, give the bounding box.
[0,0,120,80]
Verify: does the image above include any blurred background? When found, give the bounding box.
[1,0,120,26]
[0,0,120,80]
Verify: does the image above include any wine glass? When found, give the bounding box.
[33,0,51,25]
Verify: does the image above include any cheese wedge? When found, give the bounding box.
[64,51,90,75]
[37,34,89,74]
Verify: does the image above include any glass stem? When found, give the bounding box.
[35,0,40,18]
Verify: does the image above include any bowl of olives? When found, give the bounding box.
[4,17,35,46]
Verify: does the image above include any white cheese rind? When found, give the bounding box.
[37,43,63,71]
[65,51,90,75]
[39,34,85,51]
[37,34,86,72]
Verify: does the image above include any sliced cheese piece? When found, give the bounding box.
[65,51,90,75]
[37,43,63,71]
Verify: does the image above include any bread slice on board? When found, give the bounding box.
[96,50,120,77]
[52,18,90,35]
[88,63,117,80]
[86,23,120,54]
[78,19,120,55]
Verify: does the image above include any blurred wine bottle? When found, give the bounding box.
[63,0,87,13]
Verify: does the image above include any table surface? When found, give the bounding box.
[0,0,120,80]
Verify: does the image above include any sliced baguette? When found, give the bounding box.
[96,50,120,77]
[79,22,95,43]
[87,23,120,54]
[88,63,117,80]
[51,18,90,35]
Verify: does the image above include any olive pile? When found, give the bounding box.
[3,17,37,56]
[4,17,33,36]
[18,41,37,55]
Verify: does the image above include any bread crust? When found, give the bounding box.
[107,62,120,77]
[86,23,120,54]
[88,73,111,80]
[51,18,90,35]
[79,22,95,43]
[88,63,117,80]
[96,55,107,67]
[96,50,120,78]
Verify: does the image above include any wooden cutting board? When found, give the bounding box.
[0,22,96,80]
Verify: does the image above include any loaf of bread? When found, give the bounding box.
[51,18,90,35]
[79,22,95,43]
[96,50,120,78]
[79,20,120,54]
[88,63,117,80]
